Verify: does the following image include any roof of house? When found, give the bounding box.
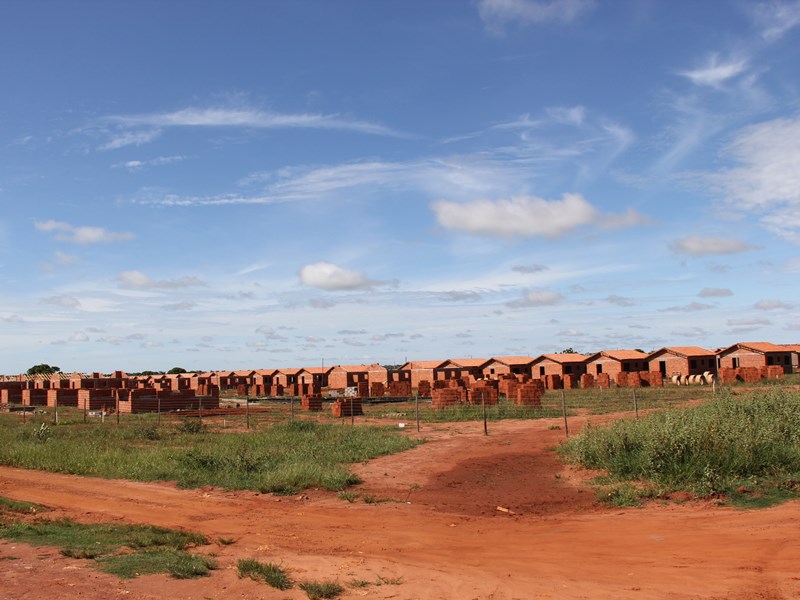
[587,349,649,362]
[488,356,536,366]
[399,360,447,370]
[650,346,714,358]
[299,366,334,374]
[720,342,787,354]
[779,344,800,352]
[447,358,489,368]
[330,364,371,372]
[533,353,588,364]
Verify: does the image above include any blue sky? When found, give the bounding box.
[2,0,800,373]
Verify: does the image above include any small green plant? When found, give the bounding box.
[337,491,359,503]
[33,423,51,442]
[175,418,205,435]
[100,549,217,579]
[376,574,403,585]
[548,424,561,430]
[216,536,236,546]
[299,580,344,600]
[238,558,293,590]
[0,497,45,514]
[349,578,371,588]
[362,494,377,504]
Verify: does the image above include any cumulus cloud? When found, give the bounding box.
[698,287,733,297]
[659,302,714,312]
[754,300,792,310]
[432,193,648,238]
[706,116,800,241]
[41,295,81,308]
[34,220,135,244]
[478,0,595,30]
[117,270,204,289]
[512,264,548,274]
[670,236,757,255]
[507,289,563,308]
[679,55,748,88]
[299,262,393,291]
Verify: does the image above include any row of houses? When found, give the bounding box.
[2,342,798,396]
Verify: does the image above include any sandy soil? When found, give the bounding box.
[1,414,799,599]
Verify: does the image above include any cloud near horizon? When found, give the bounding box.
[35,220,135,244]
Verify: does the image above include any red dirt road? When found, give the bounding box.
[1,416,799,599]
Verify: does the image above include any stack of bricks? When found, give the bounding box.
[331,398,363,417]
[370,382,385,398]
[736,367,761,383]
[301,395,323,411]
[648,372,663,387]
[0,382,24,404]
[417,380,432,397]
[544,374,562,390]
[719,367,737,384]
[433,380,449,390]
[447,379,469,402]
[516,381,545,408]
[357,381,370,398]
[497,376,517,398]
[388,380,412,397]
[46,389,78,407]
[563,374,579,389]
[469,381,499,405]
[762,366,784,379]
[596,373,611,388]
[236,384,248,396]
[580,373,595,388]
[431,388,461,409]
[616,372,643,387]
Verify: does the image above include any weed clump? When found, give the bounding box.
[299,580,344,599]
[237,558,293,590]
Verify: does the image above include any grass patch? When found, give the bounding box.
[100,549,216,579]
[237,558,293,589]
[299,580,345,600]
[561,389,800,506]
[0,415,419,494]
[337,491,359,503]
[0,515,212,579]
[0,496,46,515]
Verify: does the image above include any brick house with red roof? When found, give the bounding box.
[585,350,649,378]
[480,356,536,379]
[530,353,588,378]
[717,342,795,373]
[647,346,716,378]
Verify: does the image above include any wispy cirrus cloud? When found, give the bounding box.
[112,155,188,170]
[34,220,135,244]
[431,193,650,238]
[478,0,595,31]
[679,54,748,88]
[750,0,800,41]
[116,270,205,289]
[670,236,758,255]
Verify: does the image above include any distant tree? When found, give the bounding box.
[167,367,187,375]
[559,348,577,354]
[27,364,60,376]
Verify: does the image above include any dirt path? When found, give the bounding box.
[1,416,799,599]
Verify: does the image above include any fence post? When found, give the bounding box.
[290,396,295,420]
[245,397,250,430]
[350,398,355,426]
[53,394,59,425]
[157,394,161,426]
[560,390,569,438]
[198,396,203,425]
[83,396,88,424]
[633,388,639,419]
[116,393,120,426]
[482,394,488,436]
[415,394,420,432]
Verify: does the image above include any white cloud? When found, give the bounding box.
[659,302,714,313]
[299,262,390,291]
[507,289,563,308]
[547,105,586,125]
[698,287,733,297]
[752,0,800,41]
[1,314,24,323]
[162,301,196,311]
[606,295,634,307]
[103,106,401,138]
[69,332,89,342]
[512,264,548,274]
[112,155,188,170]
[254,326,286,340]
[679,55,748,88]
[670,236,757,255]
[432,193,648,238]
[441,290,482,302]
[727,317,771,327]
[34,220,135,244]
[478,0,594,29]
[100,129,162,150]
[54,251,79,266]
[754,300,792,310]
[706,116,800,241]
[117,270,204,289]
[41,295,81,308]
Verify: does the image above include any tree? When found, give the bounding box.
[27,364,60,376]
[167,367,187,375]
[559,348,577,355]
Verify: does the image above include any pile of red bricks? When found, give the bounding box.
[516,381,545,407]
[469,381,499,405]
[762,366,784,379]
[301,395,322,411]
[563,374,579,389]
[544,374,562,390]
[736,367,761,383]
[370,382,385,397]
[719,367,737,384]
[497,376,518,398]
[596,373,611,388]
[431,388,461,409]
[648,372,663,387]
[357,381,370,397]
[580,373,595,388]
[387,380,412,397]
[417,380,432,397]
[332,398,363,417]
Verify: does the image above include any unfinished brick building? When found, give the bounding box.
[398,360,446,390]
[647,346,716,379]
[585,350,649,378]
[434,358,488,383]
[480,356,535,379]
[530,353,587,379]
[717,342,795,374]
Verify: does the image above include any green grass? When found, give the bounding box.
[0,496,46,515]
[561,389,800,505]
[299,580,345,599]
[237,558,293,589]
[99,549,216,579]
[0,515,213,579]
[0,416,419,494]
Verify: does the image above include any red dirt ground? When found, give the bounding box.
[1,414,799,599]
